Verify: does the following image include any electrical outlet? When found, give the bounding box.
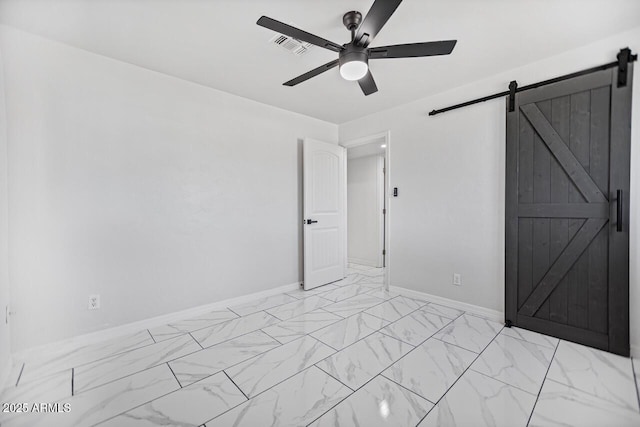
[453,273,462,286]
[88,295,101,310]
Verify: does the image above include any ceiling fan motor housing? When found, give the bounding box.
[342,11,362,31]
[339,44,368,68]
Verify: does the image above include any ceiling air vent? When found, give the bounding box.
[269,33,312,56]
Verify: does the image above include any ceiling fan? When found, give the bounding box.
[257,0,457,96]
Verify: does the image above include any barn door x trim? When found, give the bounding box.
[517,104,607,317]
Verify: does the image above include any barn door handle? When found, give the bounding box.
[306,219,318,224]
[616,189,623,232]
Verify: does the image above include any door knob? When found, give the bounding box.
[306,219,318,224]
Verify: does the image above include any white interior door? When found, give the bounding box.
[303,138,345,290]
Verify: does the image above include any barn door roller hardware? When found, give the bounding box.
[508,80,518,112]
[428,48,637,117]
[617,47,632,87]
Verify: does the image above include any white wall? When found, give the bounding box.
[339,26,640,355]
[347,155,383,267]
[0,26,337,352]
[0,35,11,383]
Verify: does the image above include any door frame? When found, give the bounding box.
[341,131,391,289]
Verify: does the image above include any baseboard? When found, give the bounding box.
[390,285,505,323]
[348,257,379,268]
[13,281,301,364]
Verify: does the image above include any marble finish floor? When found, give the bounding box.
[1,263,639,426]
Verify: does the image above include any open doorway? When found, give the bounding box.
[342,132,390,289]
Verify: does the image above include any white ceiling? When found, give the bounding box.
[1,0,639,124]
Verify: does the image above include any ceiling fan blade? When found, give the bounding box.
[369,40,457,59]
[257,16,344,53]
[354,0,403,47]
[358,71,378,96]
[283,59,340,86]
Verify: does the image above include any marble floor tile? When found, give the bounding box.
[547,340,638,411]
[100,371,246,427]
[16,330,154,367]
[432,314,503,353]
[17,330,155,383]
[351,265,382,274]
[358,278,385,286]
[380,309,453,346]
[68,365,180,427]
[529,379,640,427]
[348,263,376,271]
[322,293,385,318]
[364,296,426,322]
[12,260,639,427]
[327,275,356,287]
[325,280,346,288]
[148,309,238,342]
[265,295,333,320]
[4,363,24,388]
[342,272,366,281]
[207,367,351,427]
[361,270,384,278]
[316,284,375,303]
[316,332,413,390]
[340,275,359,284]
[0,364,179,427]
[310,312,389,350]
[382,338,477,403]
[227,293,298,317]
[471,334,554,395]
[500,326,559,349]
[310,375,432,427]
[225,335,335,398]
[261,310,342,344]
[286,284,338,300]
[190,311,279,348]
[0,369,72,405]
[365,288,398,300]
[349,274,384,287]
[168,331,281,386]
[420,302,464,319]
[418,370,536,427]
[74,334,201,394]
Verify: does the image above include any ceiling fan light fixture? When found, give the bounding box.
[339,48,368,81]
[340,60,368,81]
